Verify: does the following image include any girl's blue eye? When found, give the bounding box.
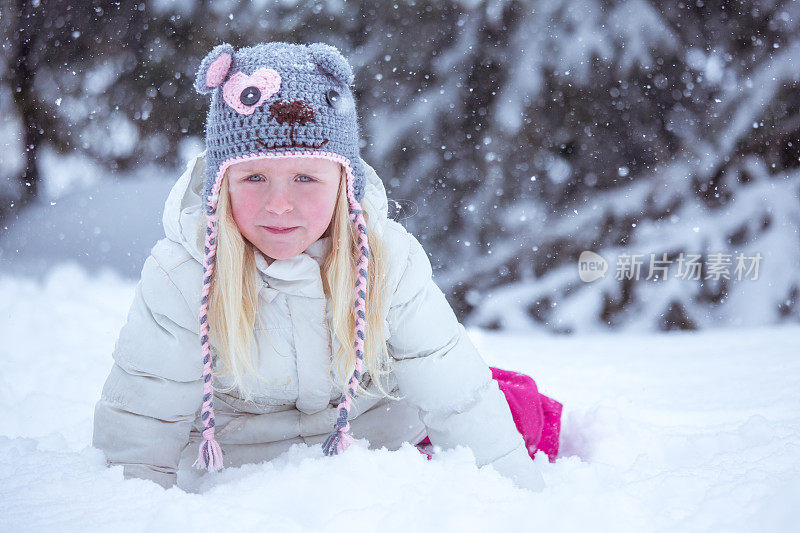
[245,175,313,182]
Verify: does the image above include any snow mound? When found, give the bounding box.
[0,263,798,531]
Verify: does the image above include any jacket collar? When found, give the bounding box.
[162,150,387,298]
[253,237,330,298]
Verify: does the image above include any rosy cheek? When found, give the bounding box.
[305,191,337,222]
[240,198,262,222]
[229,188,258,226]
[298,189,324,207]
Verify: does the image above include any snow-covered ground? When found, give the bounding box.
[1,262,798,532]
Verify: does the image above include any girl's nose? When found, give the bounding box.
[263,187,293,215]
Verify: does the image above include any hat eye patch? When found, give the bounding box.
[222,68,281,115]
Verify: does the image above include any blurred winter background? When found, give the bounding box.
[2,0,799,332]
[2,2,800,531]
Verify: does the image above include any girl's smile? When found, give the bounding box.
[226,156,341,261]
[262,226,298,234]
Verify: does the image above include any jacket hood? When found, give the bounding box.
[161,150,389,273]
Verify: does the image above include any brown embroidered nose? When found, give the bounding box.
[269,100,315,126]
[268,100,315,147]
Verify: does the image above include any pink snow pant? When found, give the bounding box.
[415,367,562,463]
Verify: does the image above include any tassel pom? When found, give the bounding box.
[193,428,225,472]
[322,422,355,456]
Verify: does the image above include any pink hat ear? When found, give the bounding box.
[195,43,235,95]
[205,53,232,88]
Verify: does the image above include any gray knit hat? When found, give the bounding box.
[192,41,370,472]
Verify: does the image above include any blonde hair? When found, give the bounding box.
[207,164,399,404]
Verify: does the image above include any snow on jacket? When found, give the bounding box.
[92,151,544,491]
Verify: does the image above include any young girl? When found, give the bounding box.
[92,41,562,491]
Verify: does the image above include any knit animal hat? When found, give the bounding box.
[192,41,370,472]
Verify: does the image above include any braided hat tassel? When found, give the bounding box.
[322,172,369,456]
[193,183,226,472]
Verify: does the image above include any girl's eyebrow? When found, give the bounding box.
[234,167,319,174]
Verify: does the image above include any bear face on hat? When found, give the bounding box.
[194,42,365,213]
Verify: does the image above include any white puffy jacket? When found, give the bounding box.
[92,151,544,492]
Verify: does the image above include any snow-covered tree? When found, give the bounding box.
[3,0,798,331]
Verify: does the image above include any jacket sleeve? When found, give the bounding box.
[92,254,203,489]
[386,232,544,492]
